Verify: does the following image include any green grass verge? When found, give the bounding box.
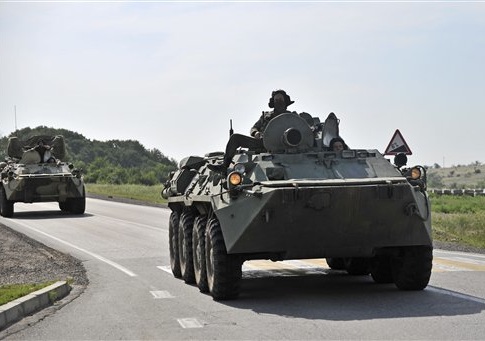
[86,183,167,204]
[0,282,55,306]
[430,194,485,249]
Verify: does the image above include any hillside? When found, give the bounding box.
[0,126,177,185]
[427,162,485,189]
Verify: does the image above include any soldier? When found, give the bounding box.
[250,90,296,138]
[329,137,349,152]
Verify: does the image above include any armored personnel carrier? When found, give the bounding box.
[163,113,432,300]
[0,135,85,217]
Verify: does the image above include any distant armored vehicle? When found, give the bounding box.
[0,135,85,217]
[162,113,432,300]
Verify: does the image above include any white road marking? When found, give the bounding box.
[177,318,203,329]
[428,286,485,305]
[11,220,137,277]
[150,290,174,299]
[157,265,174,276]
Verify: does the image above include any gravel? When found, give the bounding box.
[0,222,88,287]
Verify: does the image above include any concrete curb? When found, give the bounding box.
[0,281,71,331]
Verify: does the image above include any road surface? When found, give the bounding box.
[1,198,484,340]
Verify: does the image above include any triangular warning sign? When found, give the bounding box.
[384,129,412,155]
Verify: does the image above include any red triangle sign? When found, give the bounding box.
[384,129,412,155]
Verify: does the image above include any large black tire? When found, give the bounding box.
[179,210,196,284]
[326,257,346,270]
[205,218,242,300]
[59,201,69,212]
[169,211,182,278]
[371,255,394,284]
[344,257,371,276]
[192,215,209,293]
[68,186,86,214]
[392,246,433,290]
[0,186,14,218]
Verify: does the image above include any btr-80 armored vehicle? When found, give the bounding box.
[163,113,432,300]
[0,135,85,217]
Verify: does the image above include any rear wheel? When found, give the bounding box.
[344,257,371,276]
[179,209,196,284]
[205,218,241,300]
[392,246,433,290]
[0,186,14,218]
[192,215,209,293]
[169,211,182,278]
[326,257,345,270]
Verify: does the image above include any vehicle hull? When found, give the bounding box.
[214,180,431,258]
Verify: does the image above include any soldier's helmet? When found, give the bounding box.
[268,89,294,108]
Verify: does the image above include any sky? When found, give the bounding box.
[1,1,484,167]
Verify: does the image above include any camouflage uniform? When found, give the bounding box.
[250,110,295,138]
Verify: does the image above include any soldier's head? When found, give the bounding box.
[269,90,294,113]
[329,137,348,152]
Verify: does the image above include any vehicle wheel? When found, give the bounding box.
[392,246,433,290]
[326,257,345,270]
[205,217,242,300]
[371,255,393,283]
[0,186,14,218]
[179,209,196,284]
[192,215,209,292]
[344,257,371,276]
[59,201,69,212]
[67,185,86,214]
[169,211,182,278]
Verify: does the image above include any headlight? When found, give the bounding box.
[228,171,242,186]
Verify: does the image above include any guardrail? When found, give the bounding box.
[429,188,485,196]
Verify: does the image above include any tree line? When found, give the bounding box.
[0,126,177,186]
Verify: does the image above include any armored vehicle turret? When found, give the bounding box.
[163,113,432,300]
[0,135,85,217]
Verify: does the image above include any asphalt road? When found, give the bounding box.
[1,198,485,340]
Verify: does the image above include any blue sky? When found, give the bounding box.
[1,1,484,167]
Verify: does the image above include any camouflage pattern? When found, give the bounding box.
[0,135,85,217]
[163,112,432,300]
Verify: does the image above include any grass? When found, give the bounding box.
[0,282,55,306]
[86,183,167,205]
[430,194,485,249]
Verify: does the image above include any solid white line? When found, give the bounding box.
[428,286,485,305]
[12,220,137,277]
[435,249,485,260]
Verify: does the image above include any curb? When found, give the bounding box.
[0,281,71,331]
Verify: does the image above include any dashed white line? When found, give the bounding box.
[157,265,174,276]
[177,318,203,329]
[11,220,137,277]
[150,290,174,299]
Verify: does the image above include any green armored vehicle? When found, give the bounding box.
[163,113,432,300]
[0,135,85,217]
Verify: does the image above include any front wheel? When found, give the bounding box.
[0,186,14,218]
[205,218,242,300]
[392,246,433,290]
